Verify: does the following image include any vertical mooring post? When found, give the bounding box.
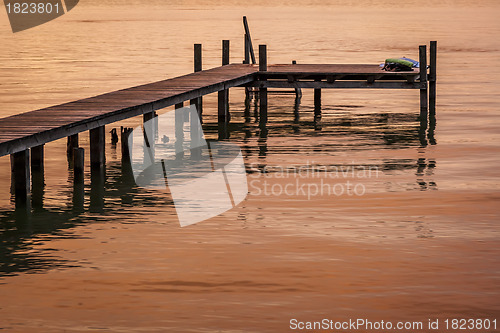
[72,147,85,212]
[73,147,85,181]
[120,126,132,162]
[314,78,322,120]
[67,134,79,159]
[190,44,203,121]
[218,40,231,125]
[175,102,185,158]
[429,41,437,121]
[244,33,250,65]
[419,45,428,131]
[90,126,105,169]
[30,145,45,210]
[292,60,302,100]
[10,149,30,207]
[259,44,268,124]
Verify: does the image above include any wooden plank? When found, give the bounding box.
[247,81,425,89]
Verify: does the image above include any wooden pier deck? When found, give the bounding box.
[0,39,436,207]
[0,64,423,157]
[0,63,256,157]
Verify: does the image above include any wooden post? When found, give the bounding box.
[244,33,250,64]
[143,111,154,123]
[120,126,133,162]
[419,45,428,131]
[67,134,78,157]
[429,41,437,120]
[190,44,203,119]
[31,145,44,210]
[31,145,44,172]
[222,40,230,65]
[175,102,185,157]
[73,147,85,181]
[314,79,322,120]
[218,40,230,126]
[90,126,105,169]
[11,149,30,206]
[291,60,302,100]
[259,44,268,123]
[243,16,256,64]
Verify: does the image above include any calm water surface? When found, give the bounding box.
[0,1,499,332]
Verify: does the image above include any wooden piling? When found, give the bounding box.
[30,144,44,172]
[73,147,85,181]
[314,79,322,119]
[175,102,185,157]
[429,41,437,120]
[218,40,230,125]
[243,16,256,64]
[419,45,428,130]
[66,134,78,156]
[190,44,203,119]
[31,145,44,210]
[90,126,105,169]
[222,40,230,66]
[143,111,154,123]
[11,149,30,205]
[120,126,133,161]
[259,44,268,123]
[244,33,250,64]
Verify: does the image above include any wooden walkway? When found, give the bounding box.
[1,39,437,207]
[0,63,424,157]
[0,64,256,157]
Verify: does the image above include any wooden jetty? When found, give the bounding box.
[0,24,437,207]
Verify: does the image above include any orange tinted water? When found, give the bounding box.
[0,1,499,332]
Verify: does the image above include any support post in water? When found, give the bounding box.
[31,144,45,210]
[11,149,30,206]
[429,41,437,121]
[419,45,428,131]
[72,147,85,213]
[259,44,268,124]
[67,134,78,158]
[175,102,185,158]
[121,126,133,162]
[190,43,203,120]
[73,147,85,181]
[218,40,230,128]
[90,126,105,169]
[314,78,322,120]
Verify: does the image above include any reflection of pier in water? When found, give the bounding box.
[0,91,437,276]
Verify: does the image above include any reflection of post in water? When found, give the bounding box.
[90,166,105,213]
[258,123,268,168]
[175,102,185,159]
[72,147,85,213]
[419,100,437,147]
[416,157,437,191]
[428,110,437,145]
[31,145,45,211]
[10,150,31,213]
[293,93,301,134]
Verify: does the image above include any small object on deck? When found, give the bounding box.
[382,58,415,72]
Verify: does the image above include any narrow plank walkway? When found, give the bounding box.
[0,63,420,157]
